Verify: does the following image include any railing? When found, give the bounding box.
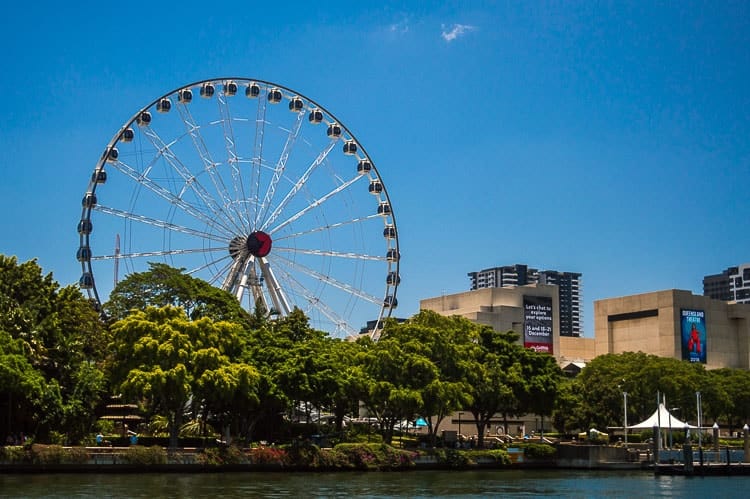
[658,448,746,464]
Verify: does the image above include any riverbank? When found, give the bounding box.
[0,443,557,474]
[0,442,660,474]
[19,442,750,475]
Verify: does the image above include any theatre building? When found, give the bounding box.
[420,285,597,366]
[594,289,750,369]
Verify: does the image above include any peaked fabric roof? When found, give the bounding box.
[628,403,697,429]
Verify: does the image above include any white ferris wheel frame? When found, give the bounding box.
[77,77,400,339]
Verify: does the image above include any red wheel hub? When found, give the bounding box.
[247,231,272,258]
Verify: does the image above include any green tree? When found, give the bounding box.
[552,377,586,434]
[466,327,561,448]
[104,262,251,326]
[0,331,52,440]
[708,368,750,432]
[0,255,107,443]
[109,305,248,447]
[356,332,437,444]
[324,339,363,432]
[195,362,261,443]
[572,352,711,432]
[380,311,476,446]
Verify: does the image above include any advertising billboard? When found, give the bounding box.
[681,309,707,363]
[523,295,553,354]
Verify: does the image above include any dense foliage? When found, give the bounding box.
[3,256,750,449]
[0,256,108,444]
[552,352,750,434]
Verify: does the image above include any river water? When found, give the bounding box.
[1,470,747,498]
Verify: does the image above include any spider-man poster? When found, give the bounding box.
[681,309,706,363]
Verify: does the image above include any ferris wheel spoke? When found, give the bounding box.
[249,96,268,228]
[259,140,337,231]
[256,110,305,227]
[274,246,385,262]
[184,253,235,285]
[175,104,247,233]
[272,253,383,306]
[91,246,225,261]
[273,214,382,242]
[271,264,358,337]
[109,158,237,236]
[216,94,251,230]
[140,122,242,234]
[268,174,364,235]
[93,205,232,244]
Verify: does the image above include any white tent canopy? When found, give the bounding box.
[627,403,697,429]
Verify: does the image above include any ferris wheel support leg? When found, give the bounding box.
[246,259,270,313]
[223,254,246,291]
[236,271,249,301]
[258,257,291,316]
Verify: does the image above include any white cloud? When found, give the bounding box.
[441,23,477,42]
[389,19,410,34]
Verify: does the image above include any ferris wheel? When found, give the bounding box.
[77,78,399,338]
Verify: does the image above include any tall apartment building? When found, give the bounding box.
[468,264,582,337]
[468,264,539,289]
[703,263,750,304]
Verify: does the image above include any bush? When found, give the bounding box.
[30,444,65,465]
[317,447,356,469]
[470,449,512,465]
[638,429,654,443]
[48,431,67,446]
[624,433,643,443]
[95,420,115,434]
[122,445,167,465]
[332,443,415,470]
[0,445,27,463]
[286,442,323,468]
[344,428,384,444]
[250,446,290,466]
[519,443,556,460]
[63,447,91,464]
[197,446,248,466]
[433,448,470,468]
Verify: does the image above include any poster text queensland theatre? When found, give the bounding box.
[523,296,553,354]
[681,309,707,363]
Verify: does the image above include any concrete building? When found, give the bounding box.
[594,289,750,369]
[467,264,582,337]
[420,285,596,365]
[703,263,750,304]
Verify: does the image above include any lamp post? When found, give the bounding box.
[458,412,462,437]
[623,391,629,445]
[743,423,749,462]
[712,422,719,453]
[668,408,680,449]
[696,391,703,450]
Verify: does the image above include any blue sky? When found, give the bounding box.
[1,1,748,336]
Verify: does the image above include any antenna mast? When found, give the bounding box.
[114,234,120,287]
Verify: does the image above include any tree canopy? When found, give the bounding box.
[0,255,107,443]
[104,262,252,327]
[5,255,750,449]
